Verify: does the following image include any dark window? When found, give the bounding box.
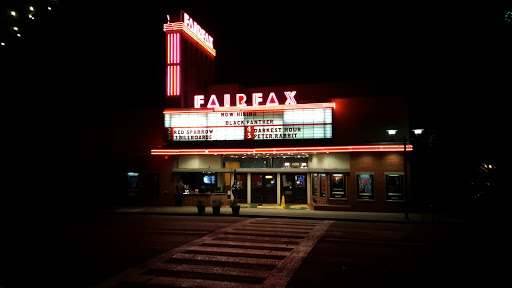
[386,174,404,201]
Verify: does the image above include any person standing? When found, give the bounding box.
[175,180,185,206]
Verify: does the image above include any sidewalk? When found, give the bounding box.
[106,205,461,224]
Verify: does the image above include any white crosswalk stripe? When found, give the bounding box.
[95,218,333,288]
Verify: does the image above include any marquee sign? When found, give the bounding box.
[194,91,297,108]
[164,11,216,57]
[164,102,334,142]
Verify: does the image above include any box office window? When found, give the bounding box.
[386,174,404,201]
[356,173,374,200]
[330,174,346,200]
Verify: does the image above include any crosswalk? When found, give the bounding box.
[97,218,333,288]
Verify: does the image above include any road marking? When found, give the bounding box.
[94,218,333,288]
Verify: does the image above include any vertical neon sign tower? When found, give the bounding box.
[166,31,181,96]
[164,11,216,107]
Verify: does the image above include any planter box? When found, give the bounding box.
[231,206,240,215]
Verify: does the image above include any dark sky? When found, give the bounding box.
[2,0,505,160]
[2,1,504,98]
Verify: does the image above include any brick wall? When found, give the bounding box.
[313,151,411,212]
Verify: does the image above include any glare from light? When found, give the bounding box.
[13,27,19,31]
[29,6,35,11]
[412,129,424,135]
[387,129,398,135]
[11,11,16,16]
[1,42,5,46]
[16,33,21,37]
[48,7,52,10]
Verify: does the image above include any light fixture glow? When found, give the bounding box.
[387,129,398,135]
[413,129,424,135]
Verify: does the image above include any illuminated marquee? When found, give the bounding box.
[164,103,334,142]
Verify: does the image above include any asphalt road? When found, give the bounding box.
[0,214,496,288]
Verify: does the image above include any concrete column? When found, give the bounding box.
[307,173,311,206]
[230,172,235,197]
[247,173,251,204]
[277,173,281,205]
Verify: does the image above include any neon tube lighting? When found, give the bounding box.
[151,145,413,155]
[164,23,216,57]
[163,102,336,113]
[166,65,180,96]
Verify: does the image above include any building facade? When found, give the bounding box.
[121,11,413,212]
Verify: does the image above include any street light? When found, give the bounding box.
[412,129,424,135]
[386,128,423,221]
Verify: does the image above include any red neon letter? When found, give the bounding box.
[252,93,263,106]
[266,92,279,106]
[207,95,220,108]
[194,95,205,108]
[284,91,297,105]
[236,94,247,107]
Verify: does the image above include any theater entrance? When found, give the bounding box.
[281,174,307,204]
[251,173,277,204]
[233,173,248,203]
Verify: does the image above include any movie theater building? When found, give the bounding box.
[129,12,413,212]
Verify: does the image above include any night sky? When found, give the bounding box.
[2,0,505,162]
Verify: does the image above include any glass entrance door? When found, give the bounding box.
[251,174,277,203]
[281,174,307,204]
[233,173,247,203]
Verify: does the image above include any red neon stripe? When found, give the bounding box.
[163,102,336,113]
[172,66,175,95]
[177,65,180,94]
[173,34,177,63]
[174,66,178,95]
[175,66,178,95]
[171,34,174,63]
[151,145,413,155]
[166,66,170,96]
[177,33,180,63]
[167,34,170,64]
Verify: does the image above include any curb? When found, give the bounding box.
[104,210,417,224]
